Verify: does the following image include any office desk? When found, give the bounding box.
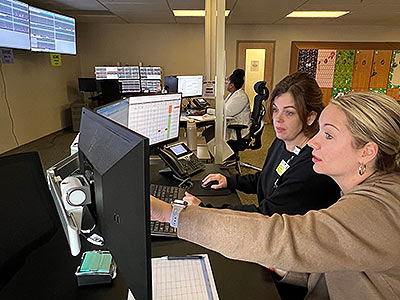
[151,162,280,300]
[0,163,280,300]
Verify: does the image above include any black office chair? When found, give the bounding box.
[0,152,59,289]
[226,81,269,174]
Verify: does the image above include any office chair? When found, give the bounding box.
[225,81,269,174]
[0,152,59,289]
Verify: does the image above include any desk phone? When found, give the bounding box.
[158,142,205,178]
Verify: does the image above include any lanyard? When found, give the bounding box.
[273,146,301,189]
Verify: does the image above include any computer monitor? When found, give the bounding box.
[0,0,30,50]
[95,99,129,126]
[79,108,152,300]
[99,79,121,103]
[95,66,119,80]
[29,6,76,55]
[78,78,101,93]
[177,75,203,98]
[96,93,182,147]
[127,93,182,146]
[164,76,178,93]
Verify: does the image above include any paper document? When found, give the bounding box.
[127,254,219,300]
[152,254,219,300]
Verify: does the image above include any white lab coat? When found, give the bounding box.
[224,89,251,140]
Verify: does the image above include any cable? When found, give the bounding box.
[0,61,18,145]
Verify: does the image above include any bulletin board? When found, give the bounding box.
[290,42,400,105]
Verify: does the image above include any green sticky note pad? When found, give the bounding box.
[81,252,112,273]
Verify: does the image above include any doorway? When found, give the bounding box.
[237,41,275,108]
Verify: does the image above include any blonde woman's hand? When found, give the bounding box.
[183,192,202,206]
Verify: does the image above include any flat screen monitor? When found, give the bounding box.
[29,6,76,55]
[128,93,182,146]
[164,76,178,93]
[177,75,203,98]
[95,99,129,127]
[0,0,30,50]
[95,66,119,80]
[78,78,101,93]
[79,108,151,300]
[99,79,121,103]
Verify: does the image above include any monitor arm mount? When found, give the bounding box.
[47,153,104,256]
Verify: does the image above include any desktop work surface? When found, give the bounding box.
[0,163,280,300]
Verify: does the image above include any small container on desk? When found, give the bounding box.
[75,250,117,286]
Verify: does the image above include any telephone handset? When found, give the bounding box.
[158,143,205,179]
[192,98,210,109]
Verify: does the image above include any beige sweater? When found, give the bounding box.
[178,172,400,299]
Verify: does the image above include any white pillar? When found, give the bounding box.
[205,0,225,163]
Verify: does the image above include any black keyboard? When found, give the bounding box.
[150,184,186,237]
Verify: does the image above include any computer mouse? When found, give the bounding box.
[201,180,219,190]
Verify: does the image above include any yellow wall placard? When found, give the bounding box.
[50,53,62,66]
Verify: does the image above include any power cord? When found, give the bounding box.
[0,61,18,146]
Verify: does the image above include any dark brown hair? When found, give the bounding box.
[267,72,324,138]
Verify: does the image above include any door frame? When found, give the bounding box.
[236,40,275,92]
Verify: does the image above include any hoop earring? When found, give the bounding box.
[358,163,366,176]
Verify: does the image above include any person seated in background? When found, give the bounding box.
[204,68,251,142]
[192,72,341,217]
[151,92,400,300]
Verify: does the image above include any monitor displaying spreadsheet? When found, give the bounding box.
[128,93,182,146]
[177,75,203,98]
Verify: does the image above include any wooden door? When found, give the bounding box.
[237,41,275,106]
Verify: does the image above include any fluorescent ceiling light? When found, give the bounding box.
[286,11,349,18]
[173,10,230,17]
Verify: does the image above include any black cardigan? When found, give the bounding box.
[204,138,341,216]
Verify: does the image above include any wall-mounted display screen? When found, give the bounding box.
[29,6,76,55]
[0,0,30,50]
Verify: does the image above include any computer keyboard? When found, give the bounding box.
[150,184,186,237]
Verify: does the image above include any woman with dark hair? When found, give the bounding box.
[204,68,251,141]
[191,72,340,217]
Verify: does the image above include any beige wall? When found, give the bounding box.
[79,23,400,88]
[0,50,81,154]
[2,22,400,154]
[78,23,205,77]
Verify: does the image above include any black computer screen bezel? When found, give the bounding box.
[78,108,151,300]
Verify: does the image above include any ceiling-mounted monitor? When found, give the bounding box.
[29,6,76,55]
[0,0,30,50]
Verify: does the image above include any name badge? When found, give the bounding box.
[276,159,290,176]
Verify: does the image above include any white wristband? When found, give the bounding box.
[170,200,187,228]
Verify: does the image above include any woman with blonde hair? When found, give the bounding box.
[151,92,400,299]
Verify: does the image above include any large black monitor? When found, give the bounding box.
[29,6,76,55]
[98,79,121,103]
[96,93,182,147]
[0,0,30,50]
[78,78,101,93]
[78,108,151,300]
[164,76,178,93]
[177,75,203,98]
